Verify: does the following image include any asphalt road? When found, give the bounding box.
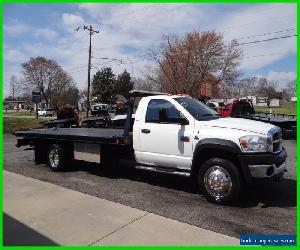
[4,133,296,238]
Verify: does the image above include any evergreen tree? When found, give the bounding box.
[115,70,134,99]
[91,67,116,103]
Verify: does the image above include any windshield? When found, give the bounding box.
[174,97,219,120]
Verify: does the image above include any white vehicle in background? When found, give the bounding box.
[91,103,111,116]
[38,108,55,117]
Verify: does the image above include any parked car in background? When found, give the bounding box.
[206,102,217,111]
[91,104,111,116]
[80,103,111,128]
[43,107,79,128]
[206,101,226,111]
[38,108,55,117]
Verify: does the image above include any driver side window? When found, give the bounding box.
[145,99,182,124]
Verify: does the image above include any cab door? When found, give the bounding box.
[139,99,194,170]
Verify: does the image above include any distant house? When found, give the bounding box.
[240,96,257,105]
[3,99,32,110]
[256,97,280,107]
[240,96,280,107]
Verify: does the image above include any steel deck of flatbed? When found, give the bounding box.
[14,128,130,144]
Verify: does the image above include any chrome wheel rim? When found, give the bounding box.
[49,149,59,168]
[204,166,232,199]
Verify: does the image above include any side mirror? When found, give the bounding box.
[179,112,189,125]
[179,117,189,125]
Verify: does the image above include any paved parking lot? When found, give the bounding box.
[4,133,296,238]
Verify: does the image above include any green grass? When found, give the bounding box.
[3,111,32,116]
[254,102,296,115]
[3,117,45,133]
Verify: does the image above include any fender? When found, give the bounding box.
[191,138,253,184]
[193,138,241,158]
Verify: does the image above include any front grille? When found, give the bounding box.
[269,128,282,153]
[273,140,282,153]
[273,132,280,141]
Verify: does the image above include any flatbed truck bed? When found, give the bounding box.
[15,128,129,145]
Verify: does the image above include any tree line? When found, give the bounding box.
[224,77,296,106]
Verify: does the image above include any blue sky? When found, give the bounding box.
[3,3,297,97]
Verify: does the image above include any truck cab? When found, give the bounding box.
[132,94,286,204]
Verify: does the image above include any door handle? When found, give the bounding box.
[141,129,151,134]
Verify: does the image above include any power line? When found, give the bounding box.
[234,28,296,41]
[92,57,123,63]
[244,52,284,59]
[236,34,297,46]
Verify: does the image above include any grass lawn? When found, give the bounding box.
[3,111,33,116]
[254,102,296,115]
[3,117,45,133]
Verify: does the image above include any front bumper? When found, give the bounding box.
[248,162,286,178]
[238,148,287,182]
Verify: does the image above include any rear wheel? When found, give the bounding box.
[198,158,241,205]
[47,144,66,171]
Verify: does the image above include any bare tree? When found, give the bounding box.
[256,78,279,107]
[148,31,243,98]
[9,75,24,99]
[21,57,75,108]
[235,77,259,97]
[284,80,296,99]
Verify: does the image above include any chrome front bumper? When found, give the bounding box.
[249,162,287,178]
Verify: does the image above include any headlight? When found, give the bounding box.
[239,135,272,152]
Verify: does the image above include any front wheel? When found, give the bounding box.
[198,158,241,205]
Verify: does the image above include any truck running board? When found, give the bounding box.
[135,165,191,177]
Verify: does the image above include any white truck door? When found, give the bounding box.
[139,98,194,170]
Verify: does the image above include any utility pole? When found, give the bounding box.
[12,82,15,100]
[76,25,99,117]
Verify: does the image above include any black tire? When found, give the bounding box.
[197,158,241,205]
[47,144,67,171]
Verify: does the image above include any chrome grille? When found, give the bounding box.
[268,128,282,153]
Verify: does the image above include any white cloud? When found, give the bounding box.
[266,71,296,88]
[4,49,27,63]
[62,13,85,27]
[35,28,58,40]
[3,21,29,36]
